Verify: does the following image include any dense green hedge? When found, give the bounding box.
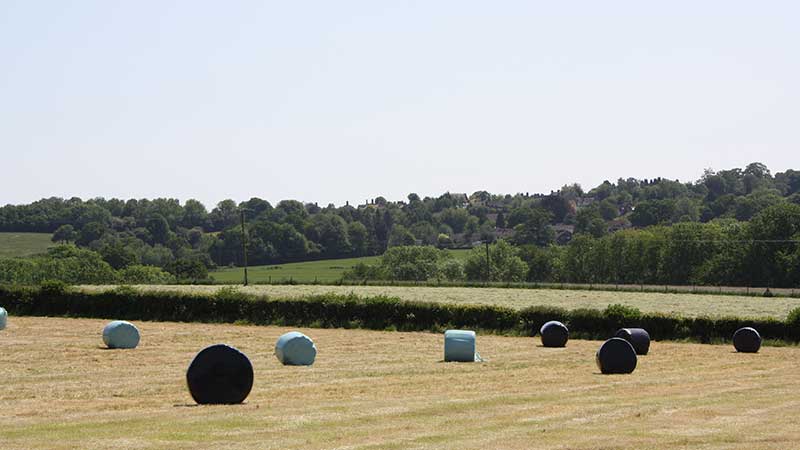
[0,285,797,343]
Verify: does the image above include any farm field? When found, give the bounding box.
[0,232,53,258]
[210,255,382,283]
[209,249,471,283]
[84,284,800,320]
[1,316,799,449]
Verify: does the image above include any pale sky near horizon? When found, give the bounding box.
[1,1,798,209]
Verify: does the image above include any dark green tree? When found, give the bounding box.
[146,214,170,244]
[76,222,107,246]
[388,224,416,247]
[347,221,369,256]
[463,240,527,282]
[512,209,554,246]
[52,224,77,243]
[575,207,607,238]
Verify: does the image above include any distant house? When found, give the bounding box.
[448,192,470,208]
[494,227,515,240]
[575,197,596,209]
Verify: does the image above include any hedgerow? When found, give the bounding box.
[0,285,795,343]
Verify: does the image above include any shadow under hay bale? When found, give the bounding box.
[0,307,6,330]
[102,320,140,349]
[614,328,650,355]
[444,330,481,362]
[187,344,253,405]
[733,327,761,353]
[539,320,569,347]
[596,337,637,374]
[275,331,317,366]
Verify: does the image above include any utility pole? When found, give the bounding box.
[485,241,491,283]
[240,209,248,286]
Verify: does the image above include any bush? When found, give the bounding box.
[214,286,249,303]
[39,280,69,296]
[119,265,172,284]
[519,305,569,336]
[380,246,442,281]
[604,303,643,322]
[463,240,528,282]
[438,259,465,281]
[342,262,385,281]
[111,285,139,297]
[787,307,800,327]
[787,307,800,340]
[0,246,118,285]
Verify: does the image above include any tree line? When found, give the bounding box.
[0,162,798,286]
[350,202,799,288]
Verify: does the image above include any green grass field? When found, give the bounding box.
[0,232,53,258]
[210,249,471,283]
[2,316,799,449]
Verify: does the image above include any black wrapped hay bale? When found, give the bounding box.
[186,344,254,404]
[595,337,637,374]
[733,327,761,353]
[539,320,569,347]
[614,328,650,355]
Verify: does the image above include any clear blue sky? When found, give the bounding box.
[1,1,798,209]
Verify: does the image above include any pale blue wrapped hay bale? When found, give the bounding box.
[0,307,7,330]
[275,331,317,365]
[444,329,482,362]
[102,320,140,349]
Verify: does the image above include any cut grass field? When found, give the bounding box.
[2,316,799,449]
[209,249,471,283]
[85,284,800,320]
[0,232,53,258]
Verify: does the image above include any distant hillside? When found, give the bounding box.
[0,162,798,288]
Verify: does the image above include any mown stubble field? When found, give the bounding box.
[84,284,800,319]
[2,317,799,449]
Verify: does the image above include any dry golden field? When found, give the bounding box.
[2,317,799,449]
[83,284,800,319]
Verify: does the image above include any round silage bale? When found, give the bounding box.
[614,328,650,355]
[539,320,568,347]
[733,327,761,353]
[275,331,317,366]
[102,320,140,349]
[595,337,637,374]
[0,307,7,330]
[186,344,254,405]
[444,330,479,362]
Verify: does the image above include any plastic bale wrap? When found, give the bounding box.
[186,344,254,405]
[595,337,637,374]
[539,320,569,347]
[102,320,140,349]
[733,327,761,353]
[444,329,479,362]
[275,331,317,366]
[0,307,6,330]
[614,328,651,355]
